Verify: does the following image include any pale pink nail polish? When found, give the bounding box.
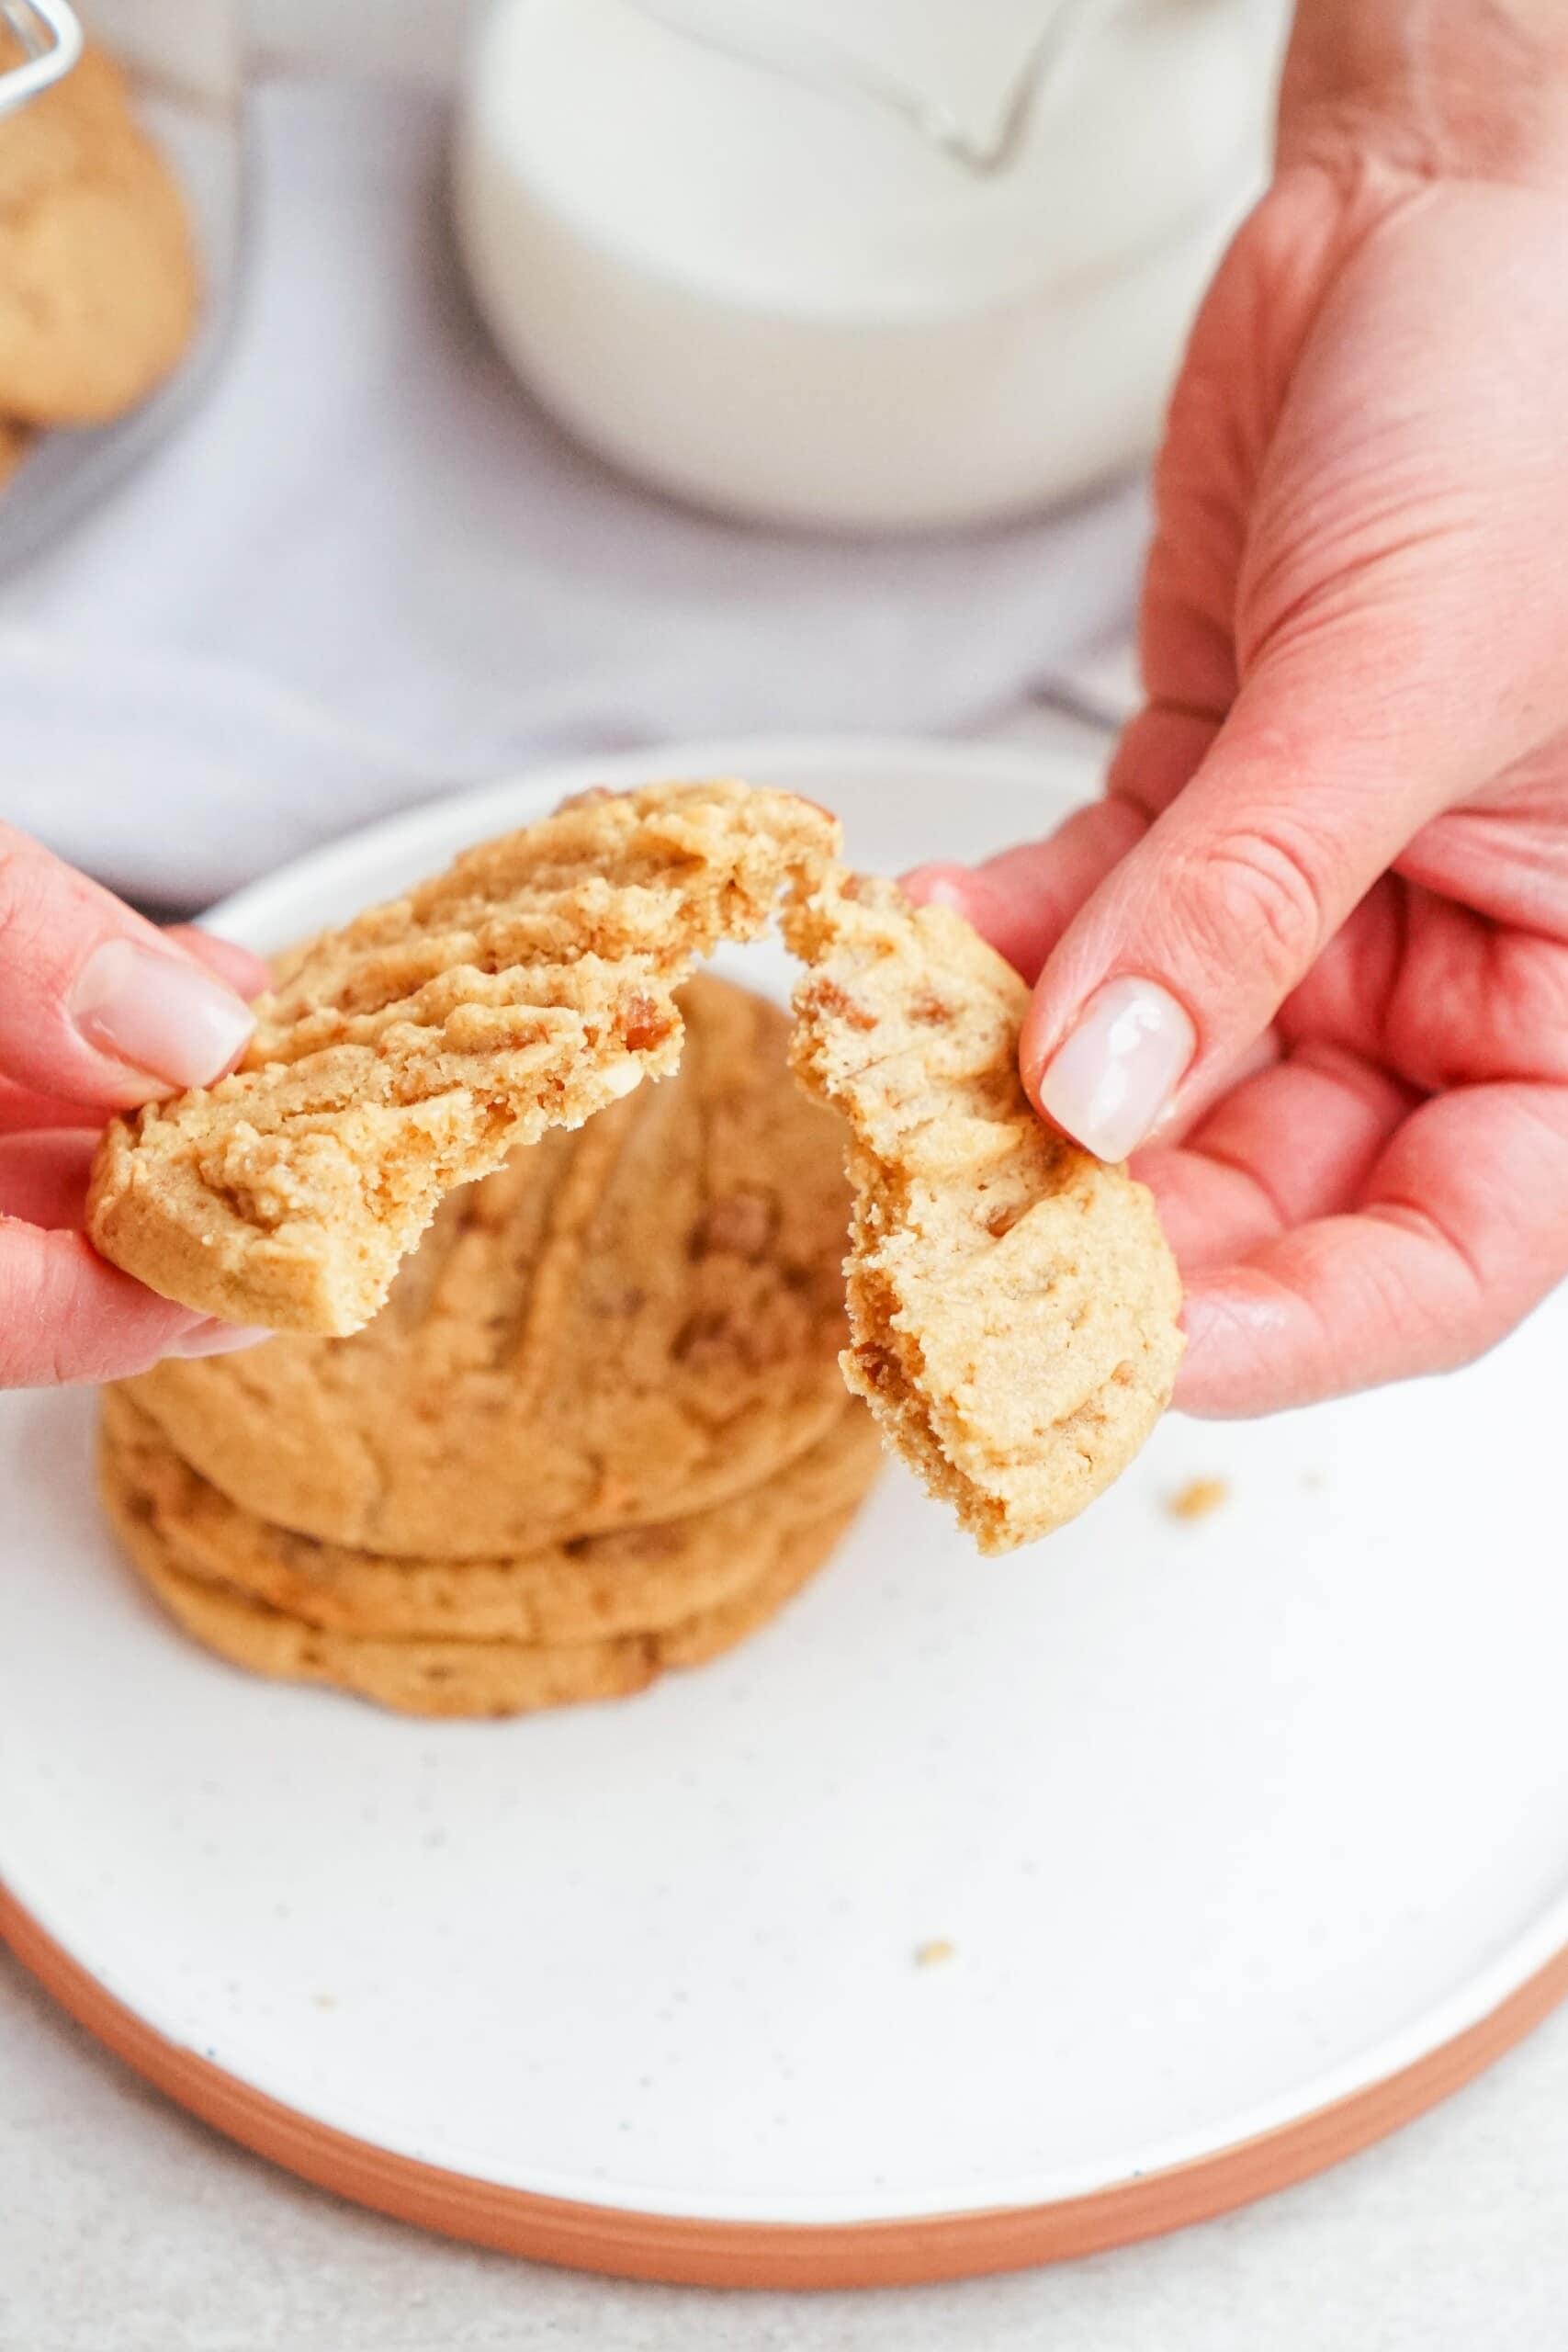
[71,940,254,1091]
[170,1322,273,1360]
[902,867,970,913]
[1038,977,1196,1161]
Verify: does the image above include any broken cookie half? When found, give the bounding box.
[88,781,839,1336]
[784,866,1183,1555]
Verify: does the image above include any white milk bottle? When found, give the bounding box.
[456,0,1288,531]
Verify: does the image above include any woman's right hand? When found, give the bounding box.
[0,821,271,1385]
[909,3,1568,1416]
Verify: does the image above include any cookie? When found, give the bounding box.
[103,1442,863,1719]
[100,1386,879,1643]
[118,976,854,1555]
[88,782,840,1337]
[784,868,1183,1554]
[0,40,199,425]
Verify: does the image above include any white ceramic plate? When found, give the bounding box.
[4,739,1567,2287]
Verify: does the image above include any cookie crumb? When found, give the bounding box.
[1168,1476,1228,1521]
[913,1938,955,1968]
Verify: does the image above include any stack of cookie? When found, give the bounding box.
[101,977,880,1717]
[0,37,199,485]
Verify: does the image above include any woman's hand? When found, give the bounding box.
[0,821,269,1385]
[910,6,1568,1415]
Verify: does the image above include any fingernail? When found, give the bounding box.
[901,865,970,913]
[71,940,254,1091]
[1037,977,1196,1161]
[170,1322,273,1359]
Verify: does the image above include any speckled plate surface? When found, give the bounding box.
[4,739,1567,2286]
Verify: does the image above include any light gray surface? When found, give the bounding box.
[4,1940,1567,2350]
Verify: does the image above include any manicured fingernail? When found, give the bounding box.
[170,1322,273,1359]
[71,940,254,1091]
[1037,977,1195,1161]
[901,865,969,912]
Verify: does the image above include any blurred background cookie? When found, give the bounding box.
[100,1388,876,1648]
[0,37,198,428]
[103,1460,869,1720]
[99,1383,884,1721]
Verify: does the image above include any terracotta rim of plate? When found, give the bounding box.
[5,1885,1565,2289]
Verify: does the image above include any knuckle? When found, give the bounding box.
[1179,820,1329,988]
[1493,940,1568,1082]
[0,831,63,964]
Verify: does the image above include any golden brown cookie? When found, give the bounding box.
[118,977,854,1555]
[784,867,1183,1555]
[0,40,199,425]
[88,782,840,1337]
[100,1386,878,1643]
[103,1441,864,1719]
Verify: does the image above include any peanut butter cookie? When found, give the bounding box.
[100,1386,878,1644]
[785,868,1183,1554]
[103,1442,865,1719]
[89,782,839,1336]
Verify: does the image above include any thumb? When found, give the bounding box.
[1019,642,1522,1161]
[0,823,256,1111]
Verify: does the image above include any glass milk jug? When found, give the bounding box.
[456,0,1287,531]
